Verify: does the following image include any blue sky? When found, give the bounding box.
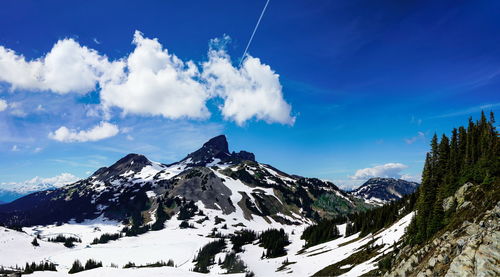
[0,0,499,191]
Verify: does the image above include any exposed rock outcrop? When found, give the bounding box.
[385,184,499,277]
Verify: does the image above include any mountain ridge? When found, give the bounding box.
[0,135,371,227]
[352,177,420,204]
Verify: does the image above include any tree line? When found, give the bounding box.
[407,111,499,245]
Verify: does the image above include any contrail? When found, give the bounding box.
[239,0,271,67]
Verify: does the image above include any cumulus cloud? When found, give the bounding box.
[0,31,294,126]
[0,39,121,94]
[404,131,425,144]
[401,173,422,183]
[0,99,7,111]
[49,121,119,142]
[0,173,80,193]
[99,31,210,119]
[350,163,409,180]
[202,37,295,125]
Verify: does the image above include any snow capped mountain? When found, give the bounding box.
[1,135,415,277]
[0,135,368,227]
[351,177,419,204]
[0,173,80,203]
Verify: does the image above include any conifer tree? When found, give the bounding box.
[407,111,499,245]
[31,237,39,247]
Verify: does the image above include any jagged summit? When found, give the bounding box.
[203,135,230,154]
[181,135,255,167]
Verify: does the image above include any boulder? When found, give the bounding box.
[443,196,455,212]
[455,182,474,207]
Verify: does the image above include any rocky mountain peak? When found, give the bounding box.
[182,135,255,166]
[202,135,229,154]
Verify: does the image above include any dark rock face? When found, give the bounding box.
[233,151,255,162]
[204,135,230,153]
[352,177,419,203]
[182,135,255,166]
[170,168,235,214]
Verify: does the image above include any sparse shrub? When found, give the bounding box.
[259,228,290,258]
[179,220,194,229]
[48,235,81,248]
[68,260,84,274]
[64,240,74,248]
[122,260,174,268]
[31,237,39,247]
[91,232,122,244]
[123,262,136,268]
[230,229,257,252]
[177,201,198,220]
[151,201,170,231]
[221,252,247,273]
[68,259,102,274]
[193,239,226,273]
[214,216,225,225]
[84,259,102,270]
[23,261,57,274]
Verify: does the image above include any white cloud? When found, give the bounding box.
[0,99,7,111]
[202,37,295,125]
[99,31,210,119]
[0,31,294,126]
[401,173,422,183]
[350,163,409,180]
[11,145,19,151]
[49,121,119,142]
[0,173,80,194]
[0,39,121,94]
[8,101,27,117]
[34,147,43,153]
[404,131,425,144]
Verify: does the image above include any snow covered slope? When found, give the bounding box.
[0,210,414,276]
[0,135,398,276]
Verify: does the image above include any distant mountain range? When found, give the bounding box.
[352,177,419,204]
[0,173,79,203]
